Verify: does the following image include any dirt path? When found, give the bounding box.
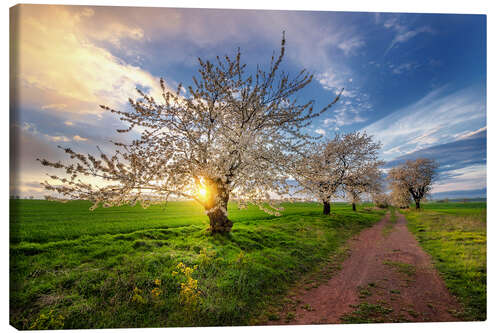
[267,211,462,325]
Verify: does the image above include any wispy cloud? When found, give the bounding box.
[432,164,486,193]
[41,104,68,111]
[364,85,486,161]
[13,5,166,118]
[10,123,65,190]
[392,62,420,75]
[19,122,89,144]
[46,135,71,142]
[82,9,145,49]
[316,71,345,92]
[454,126,487,140]
[383,129,486,195]
[316,71,372,130]
[380,15,434,55]
[385,128,486,172]
[337,37,365,56]
[322,106,367,129]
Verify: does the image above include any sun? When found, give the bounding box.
[198,187,208,199]
[197,177,210,200]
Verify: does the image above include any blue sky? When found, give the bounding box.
[10,5,486,198]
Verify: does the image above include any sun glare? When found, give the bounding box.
[197,177,210,200]
[198,187,208,199]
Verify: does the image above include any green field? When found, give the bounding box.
[403,202,486,320]
[10,199,385,329]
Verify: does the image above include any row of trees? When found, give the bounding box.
[292,132,382,214]
[38,35,436,235]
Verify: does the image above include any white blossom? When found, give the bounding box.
[38,34,342,233]
[387,158,438,209]
[291,132,382,214]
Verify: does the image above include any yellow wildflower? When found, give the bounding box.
[151,287,161,297]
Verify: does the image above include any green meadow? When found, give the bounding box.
[403,202,487,320]
[10,199,385,329]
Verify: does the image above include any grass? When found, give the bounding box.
[10,200,332,244]
[341,302,394,323]
[382,207,397,237]
[402,202,486,321]
[10,199,385,329]
[383,261,416,277]
[357,286,373,299]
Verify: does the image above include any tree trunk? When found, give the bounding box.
[323,201,331,215]
[204,182,233,234]
[352,202,356,211]
[415,200,420,209]
[207,206,233,234]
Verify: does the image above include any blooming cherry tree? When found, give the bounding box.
[38,34,342,234]
[387,158,438,209]
[343,162,383,211]
[292,132,381,215]
[389,181,412,208]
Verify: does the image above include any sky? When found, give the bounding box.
[10,4,486,199]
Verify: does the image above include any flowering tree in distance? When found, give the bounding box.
[371,192,390,208]
[387,158,438,209]
[389,181,412,208]
[38,34,342,234]
[343,162,383,211]
[293,132,381,215]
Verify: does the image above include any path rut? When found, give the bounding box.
[267,211,462,325]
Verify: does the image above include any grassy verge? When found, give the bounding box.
[255,241,354,324]
[402,202,486,321]
[341,302,394,324]
[382,207,397,237]
[10,200,385,329]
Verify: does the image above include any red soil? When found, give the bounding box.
[266,211,462,325]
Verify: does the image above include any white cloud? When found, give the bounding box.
[45,135,71,142]
[392,26,433,45]
[341,89,356,98]
[315,128,326,136]
[14,5,166,117]
[323,118,335,126]
[64,121,74,126]
[317,71,344,92]
[392,63,419,75]
[338,37,365,55]
[41,104,68,111]
[432,164,486,193]
[323,107,367,128]
[87,22,145,48]
[319,83,372,130]
[380,15,434,54]
[316,72,357,100]
[73,135,88,142]
[363,86,486,160]
[454,126,487,140]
